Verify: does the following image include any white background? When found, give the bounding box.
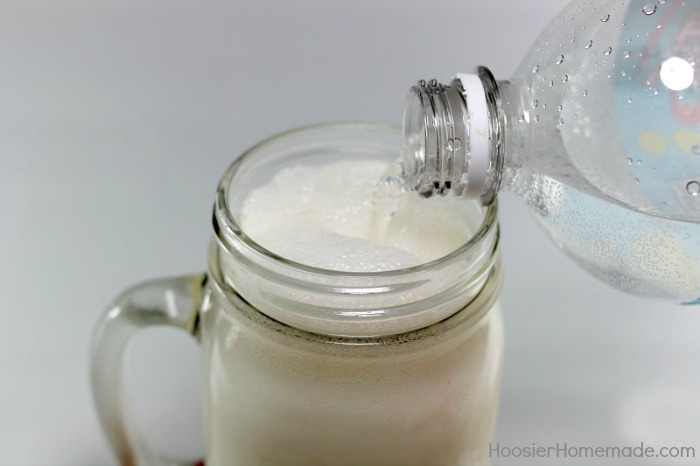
[1,1,699,465]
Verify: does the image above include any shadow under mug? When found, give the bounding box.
[91,122,504,466]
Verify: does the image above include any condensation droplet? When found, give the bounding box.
[687,181,700,196]
[563,74,569,83]
[558,118,564,126]
[636,159,642,166]
[533,64,540,73]
[643,4,657,15]
[535,115,540,122]
[604,46,613,55]
[627,158,633,165]
[658,0,666,4]
[447,138,463,152]
[557,105,563,112]
[635,178,640,184]
[583,89,588,96]
[627,97,633,104]
[542,103,547,109]
[585,40,593,49]
[601,13,610,22]
[533,99,539,108]
[556,55,565,64]
[624,50,631,58]
[549,80,554,87]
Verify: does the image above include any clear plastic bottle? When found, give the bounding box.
[402,0,700,304]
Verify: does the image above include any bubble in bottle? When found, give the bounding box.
[447,138,462,151]
[643,4,658,15]
[688,181,700,196]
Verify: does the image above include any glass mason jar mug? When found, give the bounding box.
[91,123,504,466]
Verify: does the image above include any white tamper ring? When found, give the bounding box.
[454,73,491,199]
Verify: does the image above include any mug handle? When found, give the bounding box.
[90,274,207,466]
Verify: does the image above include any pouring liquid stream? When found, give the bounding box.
[369,159,407,245]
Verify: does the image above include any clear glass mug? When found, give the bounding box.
[91,123,504,466]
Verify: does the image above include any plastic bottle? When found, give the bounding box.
[401,0,700,304]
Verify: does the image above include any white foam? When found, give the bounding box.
[257,227,422,272]
[241,160,386,241]
[240,159,474,271]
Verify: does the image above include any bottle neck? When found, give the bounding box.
[402,67,505,204]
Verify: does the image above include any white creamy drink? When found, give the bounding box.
[202,158,503,466]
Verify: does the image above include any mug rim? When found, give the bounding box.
[213,121,499,279]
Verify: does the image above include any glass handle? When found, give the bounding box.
[90,274,207,466]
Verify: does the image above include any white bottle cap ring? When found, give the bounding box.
[454,73,491,199]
